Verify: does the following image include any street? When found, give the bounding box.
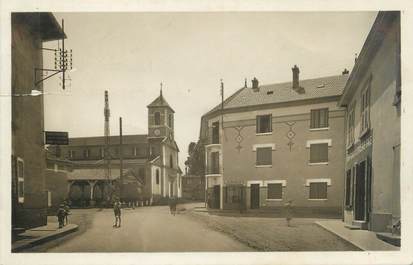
[30,204,251,252]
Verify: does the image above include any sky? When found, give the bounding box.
[43,12,377,169]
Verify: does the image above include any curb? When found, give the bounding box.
[12,224,79,252]
[315,221,363,251]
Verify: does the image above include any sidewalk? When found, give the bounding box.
[12,222,78,252]
[316,220,400,251]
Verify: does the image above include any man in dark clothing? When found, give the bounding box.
[57,204,66,228]
[113,200,121,228]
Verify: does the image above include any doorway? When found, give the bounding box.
[250,184,260,209]
[355,161,366,221]
[213,185,220,209]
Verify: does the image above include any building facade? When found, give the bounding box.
[339,11,401,234]
[51,91,182,206]
[181,175,205,201]
[201,69,348,214]
[11,13,65,230]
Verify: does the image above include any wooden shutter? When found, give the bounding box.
[256,147,272,165]
[267,183,282,199]
[310,143,328,163]
[256,116,260,133]
[309,182,327,199]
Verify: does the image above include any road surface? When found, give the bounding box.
[37,205,251,252]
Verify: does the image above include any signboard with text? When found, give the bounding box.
[45,131,69,145]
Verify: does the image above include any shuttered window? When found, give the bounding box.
[309,182,327,199]
[267,183,282,199]
[310,108,329,129]
[310,143,328,163]
[256,147,272,166]
[360,84,370,134]
[345,169,353,207]
[210,152,220,174]
[256,115,272,133]
[212,121,220,144]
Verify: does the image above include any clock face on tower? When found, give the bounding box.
[154,129,161,136]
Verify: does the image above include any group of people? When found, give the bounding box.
[57,201,70,228]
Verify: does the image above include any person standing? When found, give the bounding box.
[113,200,122,228]
[57,204,66,229]
[63,201,70,226]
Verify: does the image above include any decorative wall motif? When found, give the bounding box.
[285,122,296,151]
[234,126,244,153]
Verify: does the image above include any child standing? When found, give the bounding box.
[113,200,121,228]
[57,204,66,228]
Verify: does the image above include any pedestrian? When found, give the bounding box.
[284,200,293,227]
[113,200,121,228]
[63,201,70,226]
[169,197,177,216]
[57,204,66,229]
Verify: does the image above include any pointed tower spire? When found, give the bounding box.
[160,82,163,104]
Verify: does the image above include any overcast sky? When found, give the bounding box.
[43,12,377,169]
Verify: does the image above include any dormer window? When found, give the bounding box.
[154,112,161,125]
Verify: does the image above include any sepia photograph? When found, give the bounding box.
[1,1,412,265]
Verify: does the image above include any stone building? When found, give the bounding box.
[339,11,401,237]
[200,68,348,214]
[51,91,182,206]
[11,13,65,230]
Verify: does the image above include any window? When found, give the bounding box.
[309,182,327,199]
[156,169,160,184]
[345,169,353,207]
[84,149,90,158]
[17,158,24,203]
[154,112,161,125]
[267,183,282,200]
[310,108,329,129]
[256,114,272,133]
[347,103,355,147]
[360,83,370,135]
[256,147,272,166]
[310,143,328,163]
[169,154,173,168]
[69,150,75,158]
[47,191,52,207]
[210,152,220,174]
[212,121,220,144]
[168,113,173,128]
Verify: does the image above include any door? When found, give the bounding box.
[355,161,366,221]
[250,184,260,209]
[213,185,220,209]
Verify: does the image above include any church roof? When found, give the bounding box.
[147,93,175,113]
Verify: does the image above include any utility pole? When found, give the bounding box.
[119,117,123,200]
[104,90,111,203]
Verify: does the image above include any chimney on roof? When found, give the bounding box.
[252,77,259,92]
[292,65,300,89]
[342,68,349,75]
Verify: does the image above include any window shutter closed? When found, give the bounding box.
[310,143,328,163]
[309,182,327,199]
[268,183,282,199]
[256,116,260,133]
[256,147,272,165]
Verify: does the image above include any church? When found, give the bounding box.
[48,90,182,207]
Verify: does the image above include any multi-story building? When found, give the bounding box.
[52,91,182,206]
[200,68,348,214]
[339,11,401,236]
[11,13,65,230]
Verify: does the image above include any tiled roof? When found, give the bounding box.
[206,74,349,115]
[68,134,148,146]
[147,94,175,112]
